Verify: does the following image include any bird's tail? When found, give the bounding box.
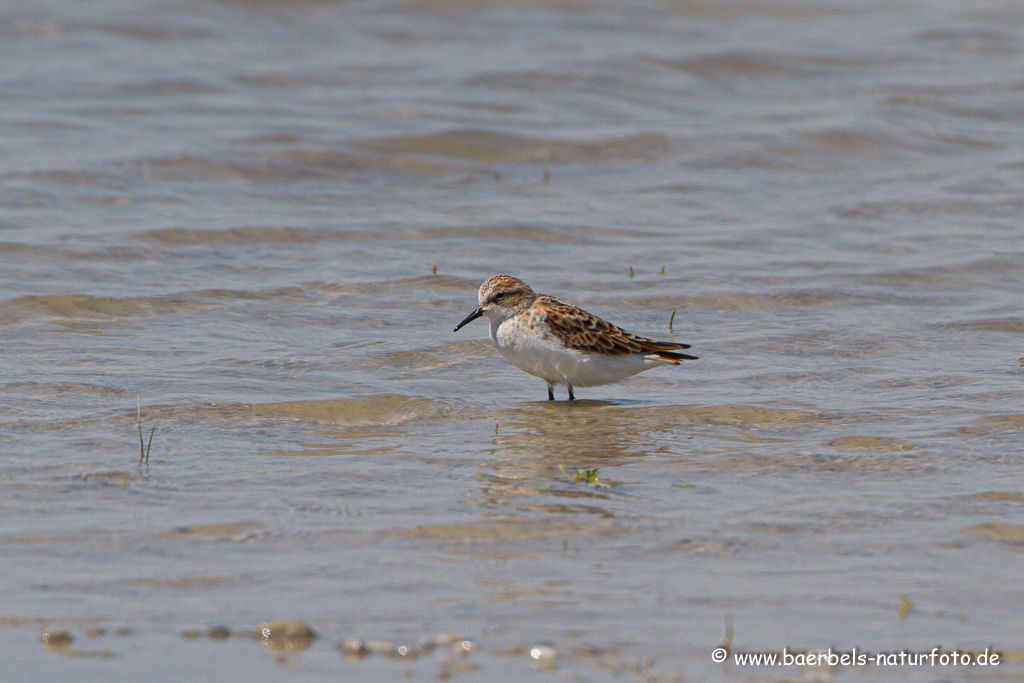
[645,350,699,363]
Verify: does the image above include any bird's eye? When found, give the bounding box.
[494,292,505,301]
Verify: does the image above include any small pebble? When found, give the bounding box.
[431,633,463,647]
[207,626,231,640]
[336,638,368,659]
[40,628,73,651]
[530,645,558,670]
[366,639,396,653]
[258,619,315,653]
[339,638,364,652]
[388,644,417,659]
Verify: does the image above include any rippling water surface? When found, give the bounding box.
[2,0,1023,680]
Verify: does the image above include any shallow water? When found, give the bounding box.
[2,0,1024,680]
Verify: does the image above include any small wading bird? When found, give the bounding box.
[454,275,697,400]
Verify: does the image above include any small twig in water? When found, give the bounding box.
[628,266,634,278]
[137,395,155,465]
[722,615,734,649]
[669,309,676,333]
[137,396,143,459]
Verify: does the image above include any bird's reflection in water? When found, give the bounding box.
[493,400,638,461]
[472,399,661,516]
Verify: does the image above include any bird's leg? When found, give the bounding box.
[567,383,575,401]
[547,383,554,401]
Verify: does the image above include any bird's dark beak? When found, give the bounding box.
[453,307,484,333]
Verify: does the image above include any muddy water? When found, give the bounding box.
[2,0,1024,680]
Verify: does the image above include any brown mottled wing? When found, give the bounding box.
[538,295,697,359]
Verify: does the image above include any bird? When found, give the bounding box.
[453,275,697,400]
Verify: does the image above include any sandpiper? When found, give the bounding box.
[454,275,697,400]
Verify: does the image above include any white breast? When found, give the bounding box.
[489,313,672,388]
